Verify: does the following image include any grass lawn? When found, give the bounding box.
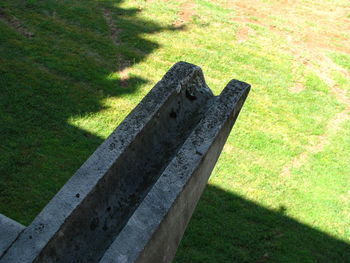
[1,0,350,262]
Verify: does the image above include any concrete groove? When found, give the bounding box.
[0,62,249,263]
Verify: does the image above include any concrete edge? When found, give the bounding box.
[0,214,25,258]
[0,62,207,262]
[99,79,250,262]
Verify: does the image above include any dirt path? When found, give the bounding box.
[0,9,34,37]
[102,8,130,88]
[229,0,350,54]
[173,0,195,27]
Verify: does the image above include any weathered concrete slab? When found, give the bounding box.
[0,214,25,258]
[0,62,250,263]
[100,79,249,263]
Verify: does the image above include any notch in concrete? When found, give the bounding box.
[0,62,250,263]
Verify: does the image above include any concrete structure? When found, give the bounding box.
[0,215,25,258]
[0,62,250,263]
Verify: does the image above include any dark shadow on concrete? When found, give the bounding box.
[175,185,350,263]
[0,0,181,225]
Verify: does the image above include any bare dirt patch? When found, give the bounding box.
[229,0,350,54]
[102,8,130,88]
[102,8,120,46]
[288,82,305,93]
[173,0,195,27]
[0,10,34,38]
[235,25,256,43]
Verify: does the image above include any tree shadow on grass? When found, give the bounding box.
[175,185,350,263]
[0,0,183,225]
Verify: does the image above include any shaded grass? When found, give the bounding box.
[175,185,350,263]
[0,0,177,224]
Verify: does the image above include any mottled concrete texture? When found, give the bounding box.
[0,214,25,258]
[0,62,250,263]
